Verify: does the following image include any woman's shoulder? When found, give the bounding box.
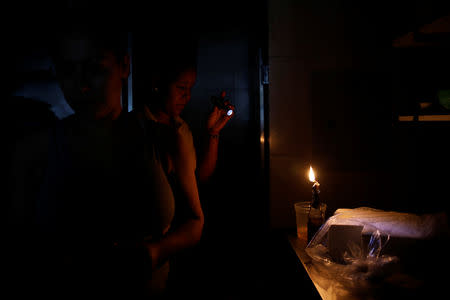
[173,116,192,136]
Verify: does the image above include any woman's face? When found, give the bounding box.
[163,68,197,118]
[54,34,129,120]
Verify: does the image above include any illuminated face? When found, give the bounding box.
[163,68,196,118]
[54,35,129,120]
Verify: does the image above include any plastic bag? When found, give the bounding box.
[304,207,449,300]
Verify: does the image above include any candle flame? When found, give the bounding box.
[309,166,316,182]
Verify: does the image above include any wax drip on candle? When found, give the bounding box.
[312,181,320,208]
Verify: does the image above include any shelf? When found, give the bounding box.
[398,114,450,122]
[392,15,450,48]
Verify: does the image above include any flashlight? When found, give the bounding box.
[210,95,234,116]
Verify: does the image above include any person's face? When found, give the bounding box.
[54,35,129,120]
[163,68,196,118]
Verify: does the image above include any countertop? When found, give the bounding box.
[287,233,447,300]
[287,235,329,299]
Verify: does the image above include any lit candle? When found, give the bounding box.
[309,166,320,209]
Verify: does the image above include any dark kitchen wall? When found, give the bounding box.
[268,0,450,229]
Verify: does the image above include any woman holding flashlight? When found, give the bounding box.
[140,57,234,186]
[136,52,234,292]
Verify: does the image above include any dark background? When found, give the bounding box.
[5,0,450,299]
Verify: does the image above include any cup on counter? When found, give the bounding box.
[307,203,327,242]
[294,201,311,241]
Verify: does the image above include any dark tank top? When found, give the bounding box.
[33,111,175,297]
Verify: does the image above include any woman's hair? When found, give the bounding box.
[140,32,198,110]
[152,54,197,88]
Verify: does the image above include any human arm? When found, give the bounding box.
[144,124,204,270]
[197,95,234,183]
[145,183,203,271]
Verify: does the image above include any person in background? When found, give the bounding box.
[135,41,234,220]
[133,39,234,295]
[138,43,234,185]
[7,24,203,299]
